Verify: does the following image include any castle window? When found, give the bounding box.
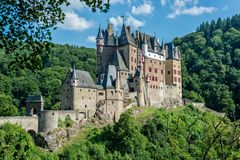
[80,89,82,91]
[88,90,90,92]
[130,88,134,92]
[121,72,123,75]
[168,71,170,74]
[154,61,156,64]
[149,67,152,72]
[131,57,133,62]
[152,76,154,81]
[161,69,163,74]
[125,73,127,75]
[174,65,176,68]
[178,78,181,82]
[89,97,91,99]
[155,68,157,73]
[112,101,114,104]
[178,71,181,75]
[155,77,158,81]
[99,92,104,96]
[153,85,155,89]
[150,85,152,88]
[131,66,133,70]
[175,77,177,82]
[159,62,162,65]
[150,60,152,63]
[85,105,87,108]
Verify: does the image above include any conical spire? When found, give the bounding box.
[143,33,147,44]
[97,25,103,39]
[72,63,77,79]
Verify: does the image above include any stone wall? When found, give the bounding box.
[0,116,38,132]
[38,110,86,133]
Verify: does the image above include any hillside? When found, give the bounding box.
[174,14,240,119]
[0,44,96,114]
[1,105,240,159]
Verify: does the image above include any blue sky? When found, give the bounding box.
[52,0,240,48]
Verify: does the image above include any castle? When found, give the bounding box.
[0,22,182,133]
[61,21,182,122]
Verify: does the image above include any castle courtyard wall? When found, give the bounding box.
[0,116,38,132]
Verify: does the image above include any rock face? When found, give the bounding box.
[35,118,109,151]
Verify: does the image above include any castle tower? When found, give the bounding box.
[26,95,44,116]
[96,26,104,83]
[135,67,145,107]
[70,64,78,110]
[142,33,148,55]
[165,43,182,98]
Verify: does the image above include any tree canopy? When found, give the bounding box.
[175,14,240,120]
[0,0,109,69]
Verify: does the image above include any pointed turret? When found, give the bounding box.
[143,33,147,44]
[72,64,77,79]
[97,26,103,39]
[70,64,78,87]
[142,33,148,55]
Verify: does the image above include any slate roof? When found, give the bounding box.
[26,95,44,103]
[109,49,128,71]
[119,24,136,46]
[102,65,116,88]
[70,70,96,88]
[138,32,163,54]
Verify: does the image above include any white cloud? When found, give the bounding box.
[110,0,125,4]
[109,16,124,28]
[164,0,216,18]
[126,14,145,29]
[58,11,94,31]
[109,14,144,29]
[131,1,154,15]
[167,6,216,18]
[86,36,96,43]
[160,0,167,6]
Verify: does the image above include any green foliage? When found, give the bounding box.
[0,92,19,116]
[175,14,240,119]
[58,115,74,128]
[0,0,110,70]
[0,44,96,114]
[57,106,240,160]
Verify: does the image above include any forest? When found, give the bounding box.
[0,45,96,115]
[1,105,240,159]
[174,14,240,120]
